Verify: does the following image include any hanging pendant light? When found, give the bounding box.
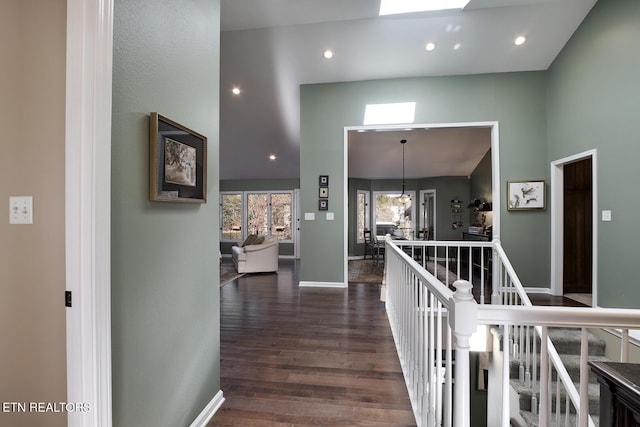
[399,139,410,204]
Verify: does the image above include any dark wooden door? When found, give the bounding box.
[563,158,592,293]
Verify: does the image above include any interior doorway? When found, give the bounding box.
[342,121,501,287]
[563,157,593,294]
[420,189,436,240]
[550,150,598,306]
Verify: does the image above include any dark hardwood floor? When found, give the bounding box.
[210,259,417,426]
[210,258,586,426]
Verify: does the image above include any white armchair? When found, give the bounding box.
[231,236,279,274]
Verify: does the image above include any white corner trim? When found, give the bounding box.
[66,0,114,426]
[189,390,225,427]
[299,281,348,288]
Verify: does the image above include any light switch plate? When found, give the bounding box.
[326,212,334,220]
[602,210,612,222]
[304,212,315,221]
[10,196,33,224]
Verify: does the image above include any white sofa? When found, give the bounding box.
[231,236,279,274]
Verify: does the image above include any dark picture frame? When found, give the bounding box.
[507,180,545,211]
[319,175,329,187]
[149,112,207,203]
[319,199,328,210]
[319,187,329,198]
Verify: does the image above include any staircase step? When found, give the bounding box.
[517,407,600,427]
[498,327,607,357]
[494,322,610,425]
[509,354,610,384]
[511,379,600,414]
[548,328,606,357]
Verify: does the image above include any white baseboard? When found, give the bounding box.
[189,390,225,427]
[523,287,552,294]
[299,281,347,288]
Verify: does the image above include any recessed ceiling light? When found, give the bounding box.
[514,35,527,46]
[322,49,334,59]
[269,154,277,161]
[425,42,436,52]
[231,87,241,95]
[453,43,462,51]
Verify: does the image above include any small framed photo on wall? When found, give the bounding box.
[319,175,329,187]
[319,187,328,198]
[319,199,328,210]
[149,112,207,203]
[507,180,545,210]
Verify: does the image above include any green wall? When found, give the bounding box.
[546,0,640,308]
[220,178,300,192]
[301,73,549,286]
[111,1,221,426]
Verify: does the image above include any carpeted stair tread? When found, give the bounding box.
[496,327,606,356]
[511,379,600,414]
[518,407,599,427]
[509,354,610,384]
[507,326,609,424]
[547,328,606,356]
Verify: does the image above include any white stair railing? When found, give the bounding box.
[383,237,640,427]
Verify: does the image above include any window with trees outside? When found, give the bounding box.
[221,193,242,240]
[373,191,415,239]
[357,190,370,243]
[220,191,293,242]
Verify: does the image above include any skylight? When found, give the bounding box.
[363,102,416,125]
[379,0,470,15]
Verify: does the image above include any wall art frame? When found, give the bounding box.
[507,180,545,210]
[149,112,207,203]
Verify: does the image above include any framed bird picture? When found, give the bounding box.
[507,180,545,210]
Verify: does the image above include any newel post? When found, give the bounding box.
[449,280,478,427]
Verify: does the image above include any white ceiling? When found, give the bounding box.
[220,0,597,180]
[349,127,491,179]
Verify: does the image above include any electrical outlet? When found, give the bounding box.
[9,196,33,224]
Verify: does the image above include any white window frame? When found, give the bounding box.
[266,191,294,242]
[220,190,294,243]
[356,190,370,244]
[220,191,244,242]
[371,190,416,238]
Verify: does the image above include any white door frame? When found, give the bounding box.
[294,189,301,258]
[343,121,501,285]
[550,149,598,306]
[66,0,113,425]
[419,189,437,240]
